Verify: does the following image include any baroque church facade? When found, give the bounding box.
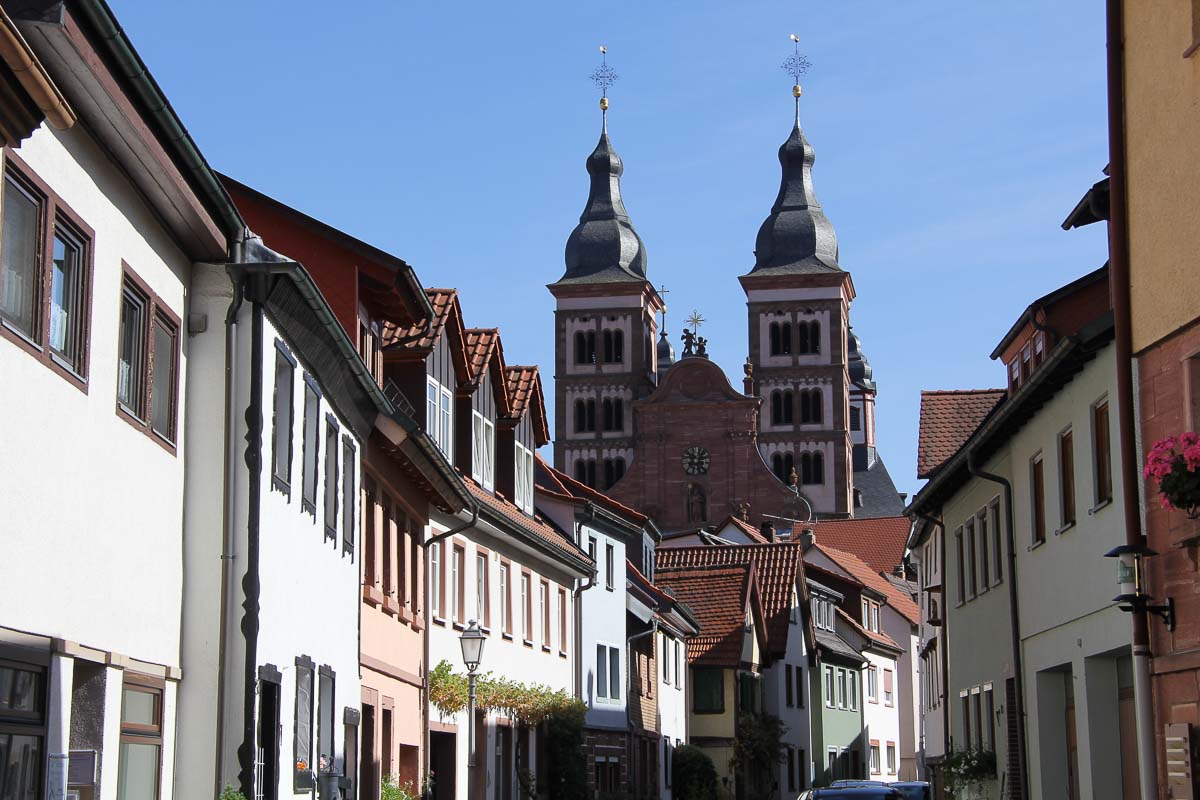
[548,101,903,531]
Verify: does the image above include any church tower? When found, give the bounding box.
[740,71,856,517]
[549,81,664,489]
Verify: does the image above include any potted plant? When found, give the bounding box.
[1144,433,1200,519]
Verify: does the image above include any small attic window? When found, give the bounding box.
[854,488,863,508]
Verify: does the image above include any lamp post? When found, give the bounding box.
[1105,543,1175,629]
[460,619,486,779]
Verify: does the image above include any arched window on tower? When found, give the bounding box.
[808,321,821,354]
[769,322,781,356]
[574,332,588,364]
[603,457,627,489]
[800,389,823,424]
[850,406,861,431]
[601,330,624,364]
[602,398,624,432]
[800,452,825,485]
[772,452,795,483]
[771,390,794,425]
[575,458,598,488]
[781,322,793,355]
[575,399,597,433]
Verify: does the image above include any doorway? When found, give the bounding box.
[494,724,512,800]
[429,731,457,800]
[359,704,375,800]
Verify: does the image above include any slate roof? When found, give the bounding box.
[655,543,803,658]
[852,455,906,518]
[814,543,920,626]
[463,477,591,571]
[796,516,911,576]
[814,627,863,664]
[654,564,760,666]
[916,389,1006,479]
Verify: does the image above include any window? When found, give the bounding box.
[800,388,822,424]
[824,666,835,708]
[426,377,453,455]
[499,562,511,634]
[795,663,804,708]
[521,572,532,642]
[693,668,723,713]
[990,501,1003,584]
[982,686,995,751]
[594,644,621,702]
[1,163,94,384]
[574,330,595,364]
[1033,331,1045,367]
[363,482,377,586]
[850,405,861,431]
[514,443,534,513]
[116,269,179,445]
[977,510,990,590]
[0,660,45,800]
[540,580,551,647]
[430,542,442,618]
[800,451,824,485]
[342,712,358,800]
[605,543,615,590]
[886,742,896,774]
[787,746,797,792]
[117,679,163,800]
[602,329,624,363]
[1009,359,1021,391]
[451,545,465,624]
[849,671,858,710]
[871,604,880,633]
[587,536,597,562]
[867,666,878,702]
[574,398,597,433]
[323,417,340,540]
[965,518,977,599]
[294,660,314,790]
[1031,454,1046,544]
[258,674,281,800]
[1093,400,1112,506]
[772,452,795,483]
[559,588,568,654]
[663,634,672,685]
[573,457,597,488]
[883,669,894,707]
[341,437,355,555]
[869,742,880,775]
[271,345,296,492]
[476,553,489,628]
[798,320,821,354]
[470,411,496,490]
[1059,429,1076,528]
[768,320,793,356]
[955,526,965,604]
[317,668,334,777]
[301,381,321,514]
[771,390,794,425]
[837,669,847,709]
[785,664,794,707]
[596,644,608,700]
[603,457,626,490]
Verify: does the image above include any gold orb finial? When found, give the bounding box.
[793,84,802,98]
[600,96,609,111]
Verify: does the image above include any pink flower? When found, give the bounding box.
[1186,443,1200,472]
[1181,431,1200,449]
[1161,493,1176,510]
[1154,436,1179,453]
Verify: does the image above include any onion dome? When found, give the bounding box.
[656,330,676,382]
[746,115,841,276]
[848,328,876,391]
[554,125,648,285]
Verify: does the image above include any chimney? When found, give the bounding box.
[799,526,816,548]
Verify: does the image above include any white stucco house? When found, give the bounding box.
[0,6,242,800]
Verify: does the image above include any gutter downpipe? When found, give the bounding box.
[966,451,1028,800]
[1106,1,1157,796]
[214,231,247,797]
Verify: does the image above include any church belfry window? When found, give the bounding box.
[850,406,861,431]
[602,397,624,432]
[800,452,824,485]
[575,399,597,433]
[772,452,795,483]
[602,330,624,364]
[574,458,597,488]
[771,390,794,425]
[603,457,626,489]
[797,321,821,355]
[575,330,597,364]
[800,389,823,424]
[769,321,793,357]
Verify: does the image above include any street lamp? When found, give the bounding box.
[1104,543,1175,630]
[460,620,486,770]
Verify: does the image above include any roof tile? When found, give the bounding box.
[463,478,590,568]
[917,389,1006,479]
[814,543,920,626]
[794,516,912,576]
[654,565,754,666]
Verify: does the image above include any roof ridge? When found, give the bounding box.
[921,388,1006,396]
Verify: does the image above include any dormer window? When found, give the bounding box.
[1009,360,1021,391]
[514,442,534,513]
[471,410,495,490]
[1033,331,1045,368]
[357,309,381,384]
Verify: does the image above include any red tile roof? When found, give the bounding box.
[464,328,499,378]
[463,478,591,570]
[814,543,920,626]
[534,456,650,527]
[382,287,458,350]
[917,389,1006,479]
[720,515,770,544]
[654,565,759,666]
[656,543,803,658]
[794,516,911,576]
[505,366,550,446]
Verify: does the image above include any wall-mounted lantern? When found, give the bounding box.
[1105,543,1175,630]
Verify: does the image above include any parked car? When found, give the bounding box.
[796,787,904,799]
[888,782,932,800]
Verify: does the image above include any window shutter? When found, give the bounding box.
[883,670,893,693]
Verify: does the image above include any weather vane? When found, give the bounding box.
[590,45,618,122]
[781,33,812,121]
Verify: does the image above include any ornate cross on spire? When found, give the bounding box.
[781,33,812,122]
[590,45,618,126]
[685,310,705,334]
[657,283,670,332]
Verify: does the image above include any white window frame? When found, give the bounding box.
[499,563,509,632]
[514,441,534,513]
[825,666,835,708]
[427,377,453,456]
[430,542,442,618]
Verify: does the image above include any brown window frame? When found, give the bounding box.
[323,414,340,543]
[521,569,533,646]
[271,340,296,495]
[1093,399,1112,507]
[540,579,551,651]
[476,547,491,630]
[558,587,568,657]
[115,263,180,453]
[1059,428,1076,530]
[363,478,378,588]
[118,674,164,800]
[1031,453,1046,545]
[499,559,513,638]
[0,151,95,392]
[452,543,466,625]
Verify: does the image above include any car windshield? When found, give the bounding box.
[890,785,931,800]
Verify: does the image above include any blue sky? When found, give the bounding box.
[114,1,1109,500]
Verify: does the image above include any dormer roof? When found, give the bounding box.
[504,366,550,446]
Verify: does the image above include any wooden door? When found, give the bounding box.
[1066,698,1080,800]
[1118,687,1140,800]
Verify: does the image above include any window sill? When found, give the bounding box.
[605,586,615,593]
[452,621,466,632]
[541,645,552,654]
[1054,522,1076,537]
[559,650,568,660]
[502,632,514,641]
[522,639,534,649]
[1088,499,1112,516]
[479,625,491,636]
[324,526,337,544]
[432,617,447,627]
[116,402,177,456]
[400,606,414,625]
[362,585,384,607]
[1029,539,1046,551]
[271,476,291,498]
[412,613,425,632]
[382,596,401,617]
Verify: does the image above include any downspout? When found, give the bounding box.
[420,502,479,783]
[965,452,1028,800]
[237,271,271,797]
[914,511,950,768]
[214,231,247,797]
[1105,1,1157,796]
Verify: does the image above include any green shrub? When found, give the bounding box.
[544,708,588,799]
[218,786,248,800]
[673,745,718,800]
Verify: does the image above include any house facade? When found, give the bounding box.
[807,580,865,786]
[0,6,239,800]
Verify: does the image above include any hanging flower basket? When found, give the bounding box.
[1144,433,1200,519]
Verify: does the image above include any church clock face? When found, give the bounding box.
[682,446,711,475]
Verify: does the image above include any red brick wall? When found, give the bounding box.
[1137,316,1200,794]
